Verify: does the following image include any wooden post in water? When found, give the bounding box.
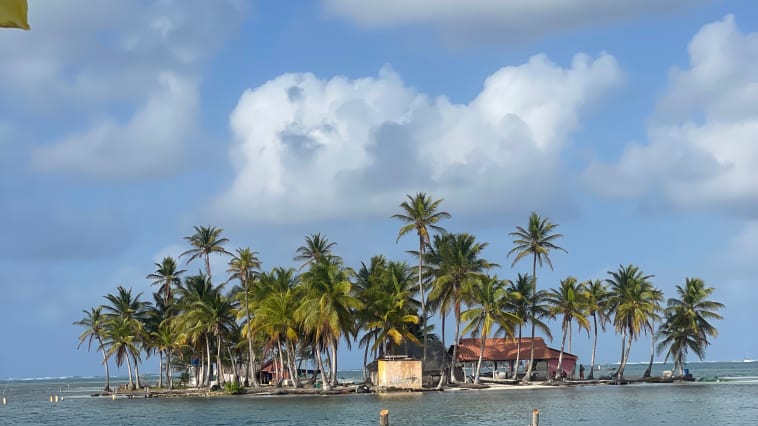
[379,409,390,426]
[531,409,539,426]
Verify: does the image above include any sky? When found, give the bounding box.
[1,0,757,380]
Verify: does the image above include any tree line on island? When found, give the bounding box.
[74,193,724,392]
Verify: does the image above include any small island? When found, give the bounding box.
[75,193,723,396]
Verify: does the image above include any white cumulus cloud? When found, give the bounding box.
[215,53,623,223]
[322,0,697,41]
[585,16,758,215]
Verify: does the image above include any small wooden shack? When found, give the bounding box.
[374,357,422,389]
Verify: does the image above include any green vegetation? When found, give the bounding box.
[73,199,724,391]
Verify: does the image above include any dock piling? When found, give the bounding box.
[379,408,390,426]
[531,408,539,426]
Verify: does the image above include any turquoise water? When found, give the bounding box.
[2,362,757,425]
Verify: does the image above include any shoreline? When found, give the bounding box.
[88,376,698,399]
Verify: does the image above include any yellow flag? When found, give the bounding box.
[0,0,30,30]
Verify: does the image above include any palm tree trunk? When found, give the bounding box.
[362,342,370,382]
[436,310,447,389]
[166,350,173,389]
[588,313,598,380]
[330,340,339,387]
[315,344,330,390]
[419,237,427,363]
[523,255,537,384]
[617,327,632,381]
[98,338,111,392]
[132,353,142,389]
[616,328,626,381]
[158,351,164,388]
[277,340,286,386]
[205,335,212,387]
[643,325,655,378]
[250,342,260,387]
[556,321,568,378]
[216,334,225,386]
[474,333,486,384]
[204,253,212,282]
[513,325,522,380]
[287,341,300,387]
[450,302,462,383]
[245,279,256,387]
[125,356,134,390]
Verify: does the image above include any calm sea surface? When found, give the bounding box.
[2,362,758,425]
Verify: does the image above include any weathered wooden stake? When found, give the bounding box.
[379,408,390,426]
[531,408,539,426]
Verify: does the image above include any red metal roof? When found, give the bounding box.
[455,337,578,362]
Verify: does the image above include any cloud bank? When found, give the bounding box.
[216,53,623,223]
[585,16,758,216]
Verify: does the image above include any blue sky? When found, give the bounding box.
[2,0,757,379]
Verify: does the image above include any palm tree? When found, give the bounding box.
[657,277,724,377]
[253,270,303,387]
[294,233,337,269]
[73,307,112,392]
[359,260,421,358]
[180,225,232,281]
[296,257,361,389]
[427,233,494,383]
[508,212,566,383]
[546,276,590,378]
[102,316,140,390]
[581,279,610,379]
[147,256,185,308]
[151,323,182,389]
[505,273,553,380]
[102,286,149,388]
[606,264,656,381]
[179,284,237,387]
[174,274,217,387]
[461,275,519,384]
[227,247,262,387]
[392,192,451,362]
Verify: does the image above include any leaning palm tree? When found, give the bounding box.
[180,225,232,281]
[581,279,610,379]
[606,264,656,381]
[294,233,337,269]
[427,232,494,383]
[392,192,451,362]
[73,307,112,392]
[657,277,724,377]
[545,276,590,378]
[508,212,566,383]
[461,275,519,384]
[147,256,185,308]
[227,247,262,387]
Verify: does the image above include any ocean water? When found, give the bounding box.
[1,362,757,425]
